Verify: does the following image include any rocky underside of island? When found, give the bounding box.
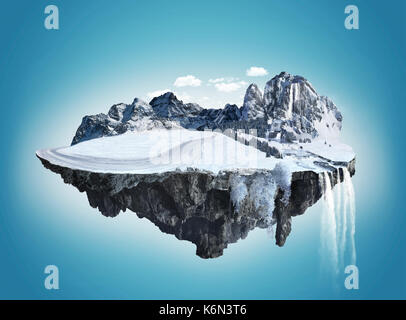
[38,155,355,258]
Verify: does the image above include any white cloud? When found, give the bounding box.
[246,66,268,77]
[215,81,247,93]
[174,75,202,87]
[209,77,240,83]
[176,92,192,102]
[225,77,240,82]
[208,78,225,84]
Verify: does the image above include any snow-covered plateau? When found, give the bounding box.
[37,72,356,258]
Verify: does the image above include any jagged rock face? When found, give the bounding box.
[213,104,242,124]
[71,113,114,146]
[71,98,174,145]
[72,93,208,145]
[37,154,355,258]
[264,72,317,119]
[108,98,154,121]
[149,92,203,118]
[264,72,343,142]
[71,72,344,146]
[241,84,265,120]
[198,108,222,122]
[149,92,209,130]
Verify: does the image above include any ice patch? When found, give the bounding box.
[249,174,277,223]
[272,162,292,205]
[229,172,281,225]
[230,175,248,213]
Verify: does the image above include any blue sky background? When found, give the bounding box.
[0,0,405,299]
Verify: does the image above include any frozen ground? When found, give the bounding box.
[37,128,355,175]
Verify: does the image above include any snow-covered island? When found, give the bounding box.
[37,72,356,258]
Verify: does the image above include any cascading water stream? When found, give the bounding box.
[340,171,348,267]
[335,178,342,268]
[343,168,356,265]
[321,172,339,275]
[320,168,356,276]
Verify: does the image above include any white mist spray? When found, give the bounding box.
[343,168,356,265]
[320,167,356,278]
[335,173,342,267]
[321,172,339,275]
[339,169,348,266]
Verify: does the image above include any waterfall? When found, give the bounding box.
[321,172,339,275]
[320,167,356,277]
[339,170,348,267]
[286,84,294,119]
[343,168,357,265]
[335,177,342,267]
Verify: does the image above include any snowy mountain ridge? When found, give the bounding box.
[71,72,343,146]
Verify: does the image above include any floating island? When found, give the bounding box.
[37,72,355,258]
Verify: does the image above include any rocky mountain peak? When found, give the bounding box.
[264,72,318,117]
[213,104,242,124]
[107,103,128,121]
[263,72,342,142]
[107,99,153,123]
[149,92,202,118]
[149,92,177,105]
[71,72,344,146]
[241,83,265,120]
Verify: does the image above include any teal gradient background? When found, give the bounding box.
[0,0,405,299]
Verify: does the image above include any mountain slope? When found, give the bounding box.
[71,72,343,146]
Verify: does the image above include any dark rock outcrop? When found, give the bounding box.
[149,92,203,118]
[212,104,242,125]
[71,98,173,145]
[241,83,265,120]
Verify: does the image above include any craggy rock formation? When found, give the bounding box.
[264,72,342,143]
[71,72,343,146]
[37,155,355,258]
[241,83,265,121]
